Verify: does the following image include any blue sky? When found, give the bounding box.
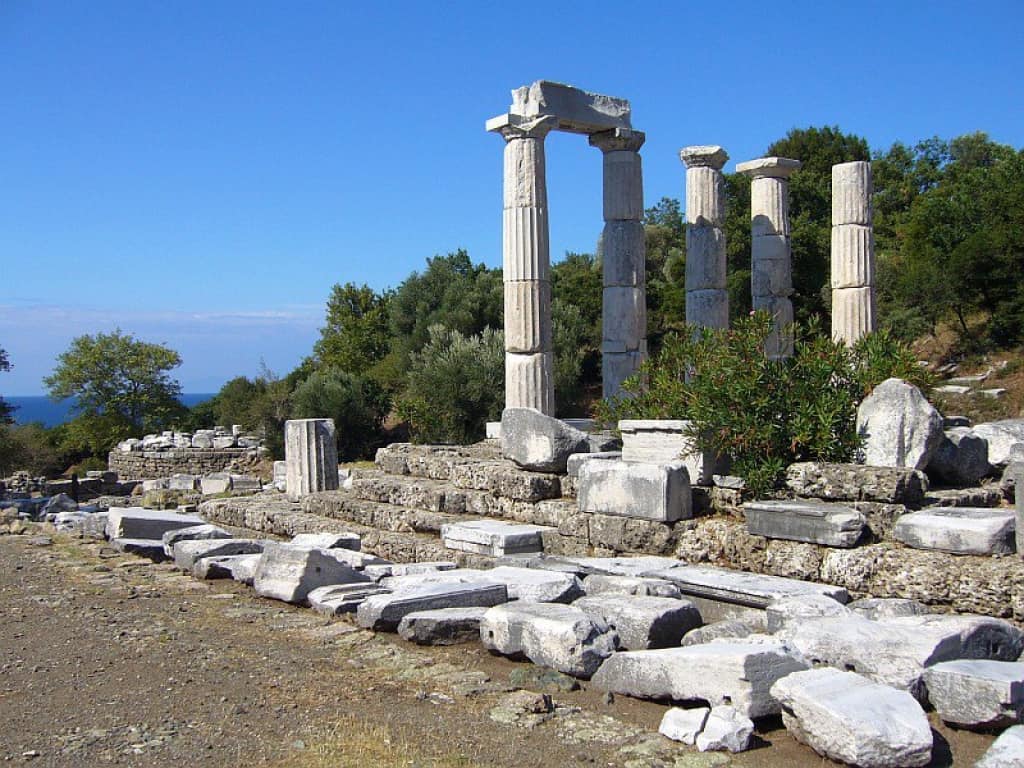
[2,0,1022,394]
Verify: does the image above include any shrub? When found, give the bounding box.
[397,325,504,445]
[290,368,388,461]
[597,312,928,495]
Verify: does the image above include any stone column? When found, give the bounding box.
[736,157,802,358]
[590,128,647,400]
[284,418,338,502]
[492,115,557,414]
[680,146,729,330]
[831,161,876,344]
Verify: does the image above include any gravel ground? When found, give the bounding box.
[0,529,998,767]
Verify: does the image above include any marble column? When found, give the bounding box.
[590,127,647,400]
[284,418,338,502]
[831,161,876,345]
[680,145,729,330]
[493,115,557,414]
[736,156,802,358]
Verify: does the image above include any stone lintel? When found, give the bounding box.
[590,127,646,153]
[680,145,728,170]
[508,80,632,135]
[486,113,557,139]
[736,156,802,179]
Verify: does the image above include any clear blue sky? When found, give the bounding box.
[2,0,1022,394]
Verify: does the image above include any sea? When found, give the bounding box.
[5,393,215,428]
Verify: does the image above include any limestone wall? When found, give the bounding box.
[108,448,260,481]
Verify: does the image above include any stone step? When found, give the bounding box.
[643,564,850,610]
[894,507,1016,555]
[743,499,866,548]
[303,489,472,535]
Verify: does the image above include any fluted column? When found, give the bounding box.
[736,156,801,358]
[831,161,876,345]
[284,418,338,502]
[591,128,647,400]
[491,115,556,414]
[680,145,729,330]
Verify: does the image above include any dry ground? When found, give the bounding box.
[0,530,1000,767]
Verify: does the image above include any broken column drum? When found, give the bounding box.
[680,146,729,331]
[284,418,338,502]
[489,81,643,409]
[831,161,876,344]
[592,128,648,399]
[737,157,801,358]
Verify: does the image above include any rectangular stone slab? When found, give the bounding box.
[644,565,849,608]
[508,80,632,135]
[357,582,509,631]
[172,538,265,571]
[105,507,205,540]
[744,499,866,548]
[578,459,692,522]
[591,641,809,718]
[894,507,1016,555]
[440,520,550,556]
[110,538,168,561]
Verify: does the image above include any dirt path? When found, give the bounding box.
[0,530,998,767]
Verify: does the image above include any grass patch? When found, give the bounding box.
[269,715,479,768]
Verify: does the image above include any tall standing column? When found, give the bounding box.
[680,145,729,330]
[737,157,801,358]
[492,115,557,414]
[590,128,647,400]
[831,161,876,344]
[284,418,338,502]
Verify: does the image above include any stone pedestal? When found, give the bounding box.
[492,115,557,414]
[680,146,729,331]
[592,128,647,400]
[737,157,801,358]
[831,161,876,344]
[284,418,339,502]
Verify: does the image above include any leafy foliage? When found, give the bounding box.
[291,368,388,461]
[598,313,927,494]
[397,326,504,445]
[314,283,392,376]
[0,346,13,425]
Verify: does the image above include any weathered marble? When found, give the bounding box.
[284,419,339,502]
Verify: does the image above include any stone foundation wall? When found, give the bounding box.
[108,449,259,481]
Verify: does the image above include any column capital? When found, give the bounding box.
[589,127,646,153]
[486,113,557,141]
[736,156,801,179]
[679,145,728,170]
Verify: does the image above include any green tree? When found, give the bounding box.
[314,283,391,376]
[291,368,388,461]
[44,330,185,453]
[0,347,13,424]
[643,197,687,345]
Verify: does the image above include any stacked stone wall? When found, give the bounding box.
[108,448,259,481]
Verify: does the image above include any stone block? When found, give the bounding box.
[602,286,645,351]
[766,593,851,633]
[200,473,233,495]
[685,226,727,290]
[581,574,681,598]
[105,507,204,541]
[253,542,370,605]
[743,499,866,547]
[479,602,618,678]
[192,553,261,583]
[167,474,198,491]
[857,378,944,470]
[289,532,361,551]
[363,561,457,581]
[681,619,760,646]
[578,459,691,522]
[847,597,930,620]
[307,583,390,616]
[172,538,264,571]
[110,538,167,561]
[441,520,549,557]
[923,660,1024,729]
[832,161,872,226]
[285,418,339,502]
[397,607,489,645]
[646,564,849,609]
[770,668,931,767]
[592,640,809,718]
[619,419,723,485]
[894,507,1015,555]
[973,419,1024,467]
[601,221,645,287]
[358,582,509,632]
[505,352,553,414]
[573,594,701,650]
[781,613,1024,699]
[507,80,631,135]
[785,462,928,504]
[503,280,551,354]
[566,451,621,479]
[659,706,709,745]
[830,224,874,288]
[161,523,232,556]
[927,427,991,486]
[500,407,590,473]
[976,725,1024,768]
[212,436,236,449]
[695,705,754,753]
[685,288,729,330]
[751,255,793,298]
